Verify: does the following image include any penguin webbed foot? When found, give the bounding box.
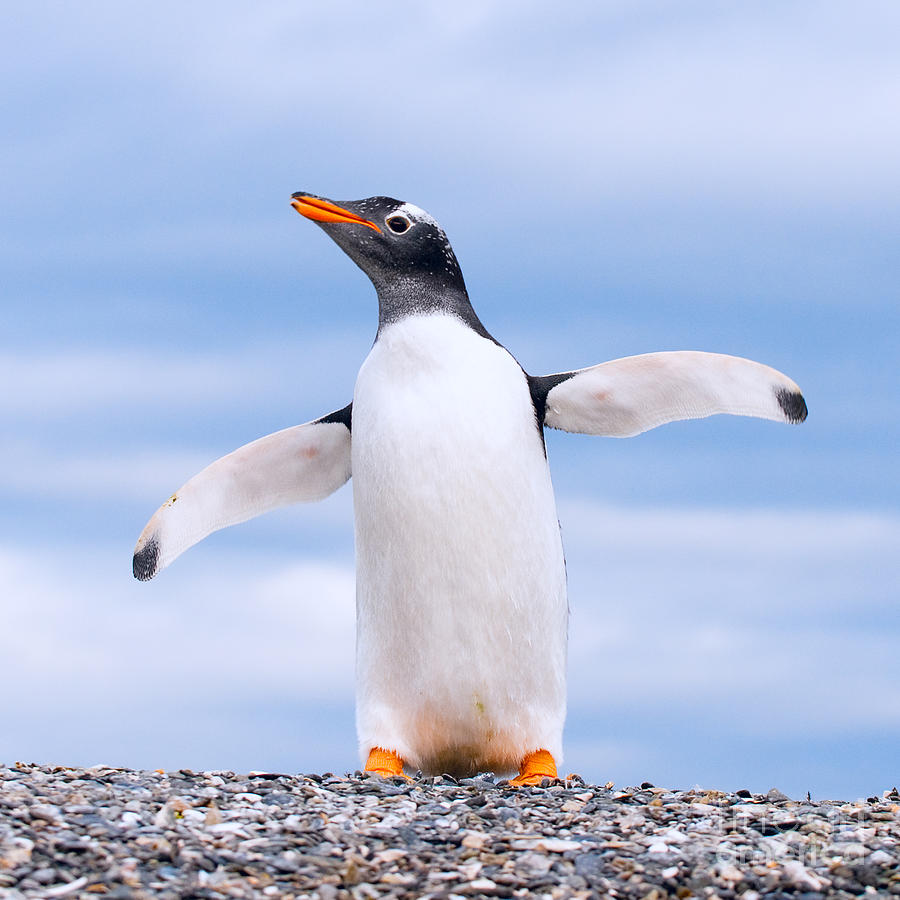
[364,746,412,781]
[508,748,558,787]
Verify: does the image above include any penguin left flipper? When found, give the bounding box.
[533,351,807,438]
[132,405,352,581]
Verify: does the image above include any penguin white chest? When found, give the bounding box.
[351,314,567,776]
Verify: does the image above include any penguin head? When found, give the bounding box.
[290,193,467,298]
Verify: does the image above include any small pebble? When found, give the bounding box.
[0,762,896,898]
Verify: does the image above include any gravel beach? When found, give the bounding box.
[1,763,897,899]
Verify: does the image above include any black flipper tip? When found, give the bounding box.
[776,387,808,424]
[133,536,160,581]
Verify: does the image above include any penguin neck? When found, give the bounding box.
[374,275,495,342]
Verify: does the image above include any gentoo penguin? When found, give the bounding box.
[133,192,807,785]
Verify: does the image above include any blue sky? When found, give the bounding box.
[2,1,898,799]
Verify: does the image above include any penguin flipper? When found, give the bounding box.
[133,404,352,581]
[534,351,807,438]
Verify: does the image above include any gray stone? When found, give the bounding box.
[574,852,606,880]
[0,763,897,899]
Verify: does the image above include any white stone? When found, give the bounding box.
[373,848,406,863]
[782,860,827,891]
[458,862,482,880]
[467,878,498,891]
[835,842,869,859]
[516,852,553,874]
[461,831,488,849]
[536,838,582,853]
[716,862,744,883]
[658,827,689,844]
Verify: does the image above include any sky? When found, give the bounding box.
[2,1,898,800]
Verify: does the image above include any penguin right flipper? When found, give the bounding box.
[533,351,807,438]
[133,404,352,581]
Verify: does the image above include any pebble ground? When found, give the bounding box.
[1,763,898,899]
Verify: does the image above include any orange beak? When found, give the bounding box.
[290,195,381,233]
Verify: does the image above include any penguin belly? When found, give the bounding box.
[351,314,568,777]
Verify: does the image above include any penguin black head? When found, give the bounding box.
[291,193,474,327]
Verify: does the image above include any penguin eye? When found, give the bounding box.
[386,215,411,234]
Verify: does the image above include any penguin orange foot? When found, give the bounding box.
[509,748,558,786]
[364,746,411,780]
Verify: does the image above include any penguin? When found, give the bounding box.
[133,192,807,785]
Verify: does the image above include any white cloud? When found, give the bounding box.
[559,501,900,732]
[0,545,356,708]
[186,4,900,201]
[1,497,896,790]
[0,441,209,502]
[0,340,367,506]
[0,542,358,771]
[0,339,364,419]
[6,2,899,206]
[561,502,900,569]
[2,502,896,737]
[0,220,295,267]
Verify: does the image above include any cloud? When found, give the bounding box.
[559,501,900,732]
[6,1,900,210]
[0,341,366,509]
[3,502,896,726]
[0,339,365,420]
[0,544,357,772]
[0,545,356,707]
[1,499,896,790]
[2,1,897,793]
[0,442,210,502]
[0,220,296,268]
